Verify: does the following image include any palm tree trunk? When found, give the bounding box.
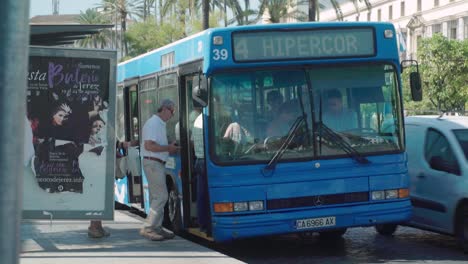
[308,0,316,21]
[159,0,163,24]
[121,13,128,56]
[202,0,209,29]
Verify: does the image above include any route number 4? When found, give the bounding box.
[213,49,228,60]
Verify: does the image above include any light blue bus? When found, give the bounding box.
[115,22,422,242]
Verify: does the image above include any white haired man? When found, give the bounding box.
[139,99,180,241]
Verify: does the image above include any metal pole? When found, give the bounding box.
[0,1,30,264]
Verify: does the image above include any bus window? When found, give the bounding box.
[158,73,179,144]
[128,85,139,141]
[211,70,314,164]
[310,64,403,157]
[116,85,125,142]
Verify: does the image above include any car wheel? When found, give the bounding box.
[374,224,398,236]
[164,179,182,234]
[319,228,347,240]
[456,203,468,253]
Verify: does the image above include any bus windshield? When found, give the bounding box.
[210,64,403,164]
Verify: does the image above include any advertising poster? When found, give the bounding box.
[23,47,116,220]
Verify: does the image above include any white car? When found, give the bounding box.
[376,115,468,252]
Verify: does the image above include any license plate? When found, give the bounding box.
[295,216,336,230]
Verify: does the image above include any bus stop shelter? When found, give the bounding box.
[30,24,113,46]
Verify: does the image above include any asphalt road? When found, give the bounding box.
[185,226,468,264]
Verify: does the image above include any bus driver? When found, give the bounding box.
[322,89,357,132]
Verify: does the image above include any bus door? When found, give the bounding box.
[124,83,144,208]
[179,72,211,238]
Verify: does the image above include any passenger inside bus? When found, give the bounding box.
[322,89,358,131]
[191,111,209,232]
[222,107,253,156]
[266,100,301,138]
[266,90,284,120]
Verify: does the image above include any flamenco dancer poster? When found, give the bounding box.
[23,48,116,220]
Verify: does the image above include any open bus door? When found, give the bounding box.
[126,84,144,208]
[116,79,144,212]
[178,64,212,240]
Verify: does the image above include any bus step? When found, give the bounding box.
[187,228,214,241]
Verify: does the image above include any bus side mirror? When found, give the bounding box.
[401,60,423,102]
[410,72,422,101]
[192,75,208,107]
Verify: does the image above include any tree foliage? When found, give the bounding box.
[404,34,468,113]
[75,0,381,61]
[125,17,185,58]
[76,9,114,49]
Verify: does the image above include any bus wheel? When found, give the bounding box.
[319,228,347,240]
[164,180,181,234]
[374,224,398,236]
[455,203,468,253]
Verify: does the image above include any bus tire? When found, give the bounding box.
[164,178,181,234]
[319,228,347,240]
[455,202,468,254]
[375,224,398,236]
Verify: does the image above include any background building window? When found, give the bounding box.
[434,0,439,7]
[378,9,381,21]
[432,24,441,34]
[401,1,405,16]
[449,20,458,40]
[389,5,393,20]
[417,0,422,12]
[464,17,468,39]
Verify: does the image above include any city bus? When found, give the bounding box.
[114,22,422,242]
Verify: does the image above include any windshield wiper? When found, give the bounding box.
[262,115,305,175]
[318,122,370,164]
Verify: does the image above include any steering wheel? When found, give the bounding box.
[263,136,283,151]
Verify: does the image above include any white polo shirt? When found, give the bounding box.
[141,114,169,161]
[192,113,204,159]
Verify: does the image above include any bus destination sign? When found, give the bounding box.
[233,28,375,62]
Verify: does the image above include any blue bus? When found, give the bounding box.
[115,22,422,242]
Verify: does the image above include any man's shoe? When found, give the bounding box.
[140,228,165,241]
[155,227,175,239]
[88,227,110,238]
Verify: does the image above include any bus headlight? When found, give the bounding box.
[385,190,398,199]
[248,201,264,211]
[214,200,264,213]
[371,191,385,200]
[234,202,248,212]
[372,188,409,201]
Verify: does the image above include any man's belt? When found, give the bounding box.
[143,156,166,165]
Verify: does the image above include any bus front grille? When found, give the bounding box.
[266,191,369,210]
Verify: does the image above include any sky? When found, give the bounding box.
[29,0,101,17]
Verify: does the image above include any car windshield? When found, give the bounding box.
[210,64,403,164]
[453,129,468,161]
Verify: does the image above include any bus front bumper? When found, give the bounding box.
[211,199,411,242]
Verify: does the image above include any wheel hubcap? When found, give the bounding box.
[168,190,177,221]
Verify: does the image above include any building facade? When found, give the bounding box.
[296,0,468,60]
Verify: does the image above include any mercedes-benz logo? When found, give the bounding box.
[314,196,323,206]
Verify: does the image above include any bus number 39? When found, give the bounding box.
[213,49,228,61]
